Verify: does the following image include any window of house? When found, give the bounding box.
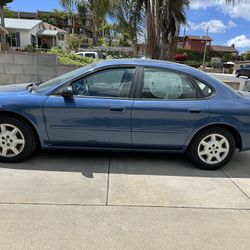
[7,32,20,47]
[58,35,64,41]
[31,35,37,46]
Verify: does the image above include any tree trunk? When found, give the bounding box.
[92,25,98,46]
[159,34,168,60]
[72,15,75,34]
[145,0,158,59]
[167,37,178,61]
[91,13,99,46]
[0,5,6,43]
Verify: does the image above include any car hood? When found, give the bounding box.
[0,83,28,94]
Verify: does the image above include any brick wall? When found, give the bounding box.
[0,52,79,85]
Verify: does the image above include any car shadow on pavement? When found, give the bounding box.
[0,149,249,179]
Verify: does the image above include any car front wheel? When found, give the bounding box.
[187,128,235,170]
[0,116,37,163]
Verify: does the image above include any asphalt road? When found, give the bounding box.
[0,150,250,250]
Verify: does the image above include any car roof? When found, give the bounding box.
[94,59,190,69]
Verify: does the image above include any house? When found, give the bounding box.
[183,35,213,52]
[208,44,239,58]
[4,18,67,49]
[11,10,93,36]
[37,22,68,49]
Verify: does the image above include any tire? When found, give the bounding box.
[236,72,240,78]
[187,128,235,170]
[0,116,37,163]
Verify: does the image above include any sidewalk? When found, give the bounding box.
[1,204,249,250]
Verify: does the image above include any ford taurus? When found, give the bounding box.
[0,59,250,170]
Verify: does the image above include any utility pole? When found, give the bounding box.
[202,26,209,68]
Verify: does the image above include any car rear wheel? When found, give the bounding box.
[187,128,235,170]
[0,116,37,163]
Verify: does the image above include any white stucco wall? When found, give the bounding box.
[7,22,42,48]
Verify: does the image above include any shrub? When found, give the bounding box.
[48,47,95,66]
[24,45,37,52]
[222,53,233,62]
[176,48,205,62]
[175,53,187,61]
[211,57,222,69]
[98,37,107,46]
[243,51,250,60]
[65,34,82,51]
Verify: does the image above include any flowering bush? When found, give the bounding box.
[175,53,187,61]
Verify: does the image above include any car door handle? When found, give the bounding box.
[110,106,126,112]
[188,108,202,113]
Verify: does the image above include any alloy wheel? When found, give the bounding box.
[0,123,25,157]
[197,133,229,164]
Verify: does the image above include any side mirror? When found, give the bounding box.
[61,86,73,98]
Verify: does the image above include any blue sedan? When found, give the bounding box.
[0,59,250,170]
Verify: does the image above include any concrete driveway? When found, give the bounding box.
[209,73,247,90]
[0,150,250,249]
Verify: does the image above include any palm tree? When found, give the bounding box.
[59,1,77,34]
[159,0,189,60]
[0,0,13,44]
[110,0,145,55]
[117,0,188,59]
[60,0,114,45]
[51,9,67,27]
[116,0,243,60]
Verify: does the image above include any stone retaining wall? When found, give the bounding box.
[0,52,79,84]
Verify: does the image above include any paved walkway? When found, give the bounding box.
[0,150,250,249]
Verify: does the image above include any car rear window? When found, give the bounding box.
[193,78,213,97]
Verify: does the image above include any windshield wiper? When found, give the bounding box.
[26,82,42,92]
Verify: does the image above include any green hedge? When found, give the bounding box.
[176,60,210,68]
[176,48,206,62]
[48,47,95,66]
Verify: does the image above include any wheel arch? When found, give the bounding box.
[0,110,41,147]
[187,123,242,150]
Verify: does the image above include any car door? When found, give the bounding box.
[131,67,211,149]
[43,67,137,147]
[246,65,250,77]
[242,65,250,77]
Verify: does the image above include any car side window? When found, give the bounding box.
[193,78,213,97]
[142,68,197,99]
[71,68,135,98]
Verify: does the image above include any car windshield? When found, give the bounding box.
[33,63,96,94]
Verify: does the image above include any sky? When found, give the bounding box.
[8,0,250,53]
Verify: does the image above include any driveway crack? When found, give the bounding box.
[105,154,111,205]
[221,169,250,201]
